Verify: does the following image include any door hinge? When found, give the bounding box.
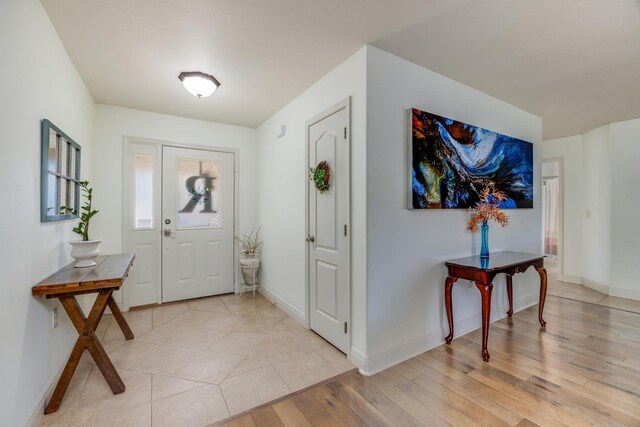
[344,224,347,236]
[344,127,347,139]
[344,322,348,334]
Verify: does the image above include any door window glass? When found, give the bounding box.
[177,158,222,228]
[134,154,155,229]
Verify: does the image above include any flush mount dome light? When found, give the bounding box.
[178,71,220,98]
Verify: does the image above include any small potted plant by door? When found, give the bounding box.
[61,181,102,268]
[235,227,262,294]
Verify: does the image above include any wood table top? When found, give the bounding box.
[445,251,544,271]
[32,254,135,297]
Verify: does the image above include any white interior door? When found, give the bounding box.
[308,103,350,354]
[162,146,234,302]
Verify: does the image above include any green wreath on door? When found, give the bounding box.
[309,161,331,193]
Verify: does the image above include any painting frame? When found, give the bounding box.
[406,108,533,210]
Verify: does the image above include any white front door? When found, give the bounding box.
[161,146,235,303]
[308,102,350,354]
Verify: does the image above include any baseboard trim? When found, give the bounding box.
[350,293,539,376]
[351,328,443,376]
[561,274,582,285]
[443,292,538,349]
[580,277,609,294]
[259,286,306,327]
[515,292,540,312]
[349,347,368,374]
[609,287,640,301]
[24,350,70,427]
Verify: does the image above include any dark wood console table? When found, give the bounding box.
[444,251,547,362]
[32,253,135,414]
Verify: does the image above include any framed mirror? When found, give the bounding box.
[40,119,81,222]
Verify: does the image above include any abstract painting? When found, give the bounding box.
[409,108,533,209]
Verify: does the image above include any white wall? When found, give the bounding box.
[543,119,640,299]
[610,118,640,299]
[92,105,259,255]
[581,126,611,287]
[541,136,583,282]
[257,48,368,353]
[364,47,542,372]
[0,1,95,425]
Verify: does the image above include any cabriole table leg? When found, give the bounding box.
[506,274,514,317]
[535,266,548,327]
[444,276,458,344]
[475,281,494,362]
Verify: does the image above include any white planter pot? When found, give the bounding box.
[240,255,260,285]
[68,239,103,268]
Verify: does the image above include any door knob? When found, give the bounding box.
[163,228,175,238]
[306,234,315,243]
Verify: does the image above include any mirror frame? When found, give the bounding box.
[40,119,82,222]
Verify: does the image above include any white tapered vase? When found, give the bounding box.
[240,254,260,285]
[68,239,103,268]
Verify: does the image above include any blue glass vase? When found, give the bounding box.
[480,221,490,258]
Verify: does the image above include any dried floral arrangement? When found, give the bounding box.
[235,226,263,255]
[467,182,510,233]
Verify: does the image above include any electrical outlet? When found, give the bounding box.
[52,307,58,329]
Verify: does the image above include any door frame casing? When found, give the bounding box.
[122,136,240,308]
[304,97,352,356]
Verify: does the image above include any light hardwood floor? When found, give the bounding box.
[547,261,640,314]
[216,296,640,426]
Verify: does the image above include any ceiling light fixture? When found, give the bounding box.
[178,71,220,98]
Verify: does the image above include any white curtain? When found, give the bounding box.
[543,178,559,255]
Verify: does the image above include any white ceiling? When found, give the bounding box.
[42,0,640,139]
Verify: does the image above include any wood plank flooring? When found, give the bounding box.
[214,296,640,426]
[546,260,640,315]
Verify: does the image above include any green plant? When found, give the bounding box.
[309,161,331,193]
[60,181,99,241]
[235,226,263,255]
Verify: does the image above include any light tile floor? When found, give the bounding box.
[547,261,640,314]
[39,293,354,427]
